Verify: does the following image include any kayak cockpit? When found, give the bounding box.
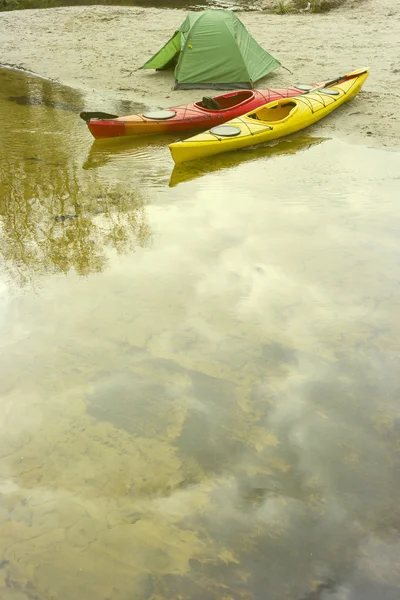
[251,101,297,122]
[195,90,255,111]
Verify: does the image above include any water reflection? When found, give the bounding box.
[82,132,179,172]
[1,66,400,600]
[0,164,150,284]
[169,134,328,187]
[82,130,328,190]
[0,67,150,286]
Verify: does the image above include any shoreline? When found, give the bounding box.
[1,0,399,147]
[0,0,367,14]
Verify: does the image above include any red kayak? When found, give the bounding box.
[80,84,322,139]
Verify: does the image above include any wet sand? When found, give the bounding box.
[0,0,399,146]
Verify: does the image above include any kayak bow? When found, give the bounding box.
[169,68,369,164]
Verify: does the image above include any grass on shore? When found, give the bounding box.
[275,0,355,13]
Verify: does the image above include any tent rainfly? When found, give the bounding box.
[139,9,281,90]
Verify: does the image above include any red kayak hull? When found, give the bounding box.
[85,86,320,139]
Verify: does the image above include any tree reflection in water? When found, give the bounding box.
[0,67,150,286]
[0,160,150,285]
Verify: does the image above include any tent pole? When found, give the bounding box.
[282,65,294,75]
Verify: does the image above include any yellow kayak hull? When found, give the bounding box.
[169,68,369,164]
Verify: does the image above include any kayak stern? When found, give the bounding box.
[87,119,126,138]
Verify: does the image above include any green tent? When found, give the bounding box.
[139,10,281,90]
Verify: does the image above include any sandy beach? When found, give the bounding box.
[0,0,399,146]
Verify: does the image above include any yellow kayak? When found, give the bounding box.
[169,68,369,164]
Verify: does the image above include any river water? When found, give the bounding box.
[0,0,263,12]
[1,66,400,600]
